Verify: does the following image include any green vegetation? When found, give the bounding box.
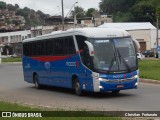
[2,57,22,62]
[0,1,6,9]
[139,60,160,80]
[2,0,160,28]
[0,101,39,111]
[100,0,160,26]
[16,7,48,28]
[0,101,121,120]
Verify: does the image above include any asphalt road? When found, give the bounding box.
[0,64,160,111]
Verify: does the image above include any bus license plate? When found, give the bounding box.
[117,84,124,88]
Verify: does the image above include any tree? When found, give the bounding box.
[16,9,28,18]
[15,4,19,10]
[23,7,30,11]
[85,8,99,17]
[70,6,85,18]
[98,0,160,23]
[99,0,137,14]
[0,1,6,9]
[131,2,156,24]
[7,4,16,11]
[99,0,113,14]
[37,10,46,19]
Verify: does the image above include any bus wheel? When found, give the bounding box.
[74,79,82,96]
[112,90,120,94]
[34,75,41,89]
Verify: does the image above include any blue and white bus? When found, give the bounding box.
[22,28,139,95]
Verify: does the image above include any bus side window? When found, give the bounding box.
[64,36,76,55]
[46,39,54,56]
[54,38,64,55]
[53,36,76,56]
[23,44,27,56]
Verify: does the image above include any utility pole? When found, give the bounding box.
[73,2,78,29]
[61,0,65,31]
[156,14,159,58]
[0,44,4,64]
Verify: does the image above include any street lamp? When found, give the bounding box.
[61,0,64,31]
[57,6,61,15]
[62,1,78,30]
[74,11,85,28]
[65,2,78,18]
[73,2,79,28]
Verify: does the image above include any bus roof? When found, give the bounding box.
[23,27,130,43]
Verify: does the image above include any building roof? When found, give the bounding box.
[98,22,156,30]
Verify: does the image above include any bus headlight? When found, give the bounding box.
[133,75,138,79]
[98,78,109,82]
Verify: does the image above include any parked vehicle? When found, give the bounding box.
[10,54,18,58]
[136,53,145,60]
[154,46,160,58]
[141,50,154,57]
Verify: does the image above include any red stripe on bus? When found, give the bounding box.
[31,56,70,62]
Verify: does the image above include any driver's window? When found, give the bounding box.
[76,35,91,68]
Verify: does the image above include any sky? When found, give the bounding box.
[2,0,101,16]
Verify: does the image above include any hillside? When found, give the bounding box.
[1,0,160,30]
[100,0,160,27]
[0,1,50,30]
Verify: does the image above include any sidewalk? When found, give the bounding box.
[140,78,160,85]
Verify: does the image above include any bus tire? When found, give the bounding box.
[74,78,82,96]
[34,75,41,89]
[112,90,120,94]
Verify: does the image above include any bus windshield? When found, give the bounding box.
[89,37,137,74]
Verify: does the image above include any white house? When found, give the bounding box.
[99,22,158,51]
[0,30,31,55]
[0,30,31,44]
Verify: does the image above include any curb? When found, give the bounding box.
[140,78,160,85]
[0,62,22,64]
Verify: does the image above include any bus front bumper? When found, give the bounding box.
[98,78,138,92]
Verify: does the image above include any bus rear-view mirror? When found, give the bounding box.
[84,41,94,57]
[133,39,140,53]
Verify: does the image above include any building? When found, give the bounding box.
[45,14,113,30]
[99,22,158,51]
[0,30,31,55]
[30,26,55,37]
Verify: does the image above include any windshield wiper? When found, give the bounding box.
[107,56,116,74]
[116,49,131,73]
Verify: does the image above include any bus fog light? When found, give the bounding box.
[135,82,138,86]
[99,86,104,89]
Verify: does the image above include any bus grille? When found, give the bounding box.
[106,78,134,83]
